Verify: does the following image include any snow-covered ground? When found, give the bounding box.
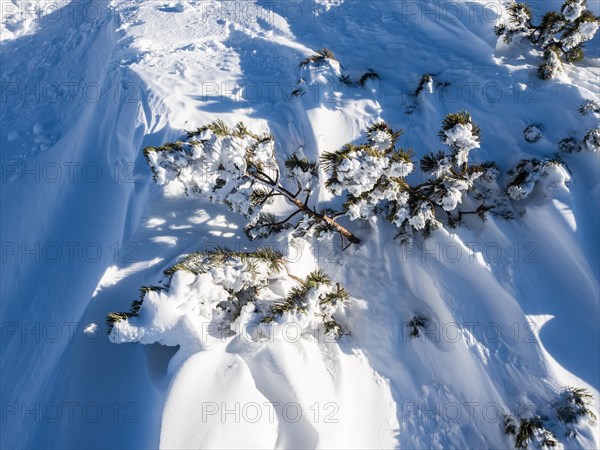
[1,0,599,449]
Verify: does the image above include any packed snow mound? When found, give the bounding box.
[160,343,398,450]
[1,1,599,449]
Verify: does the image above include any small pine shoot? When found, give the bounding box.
[300,48,337,67]
[358,69,380,86]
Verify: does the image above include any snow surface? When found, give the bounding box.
[1,1,599,449]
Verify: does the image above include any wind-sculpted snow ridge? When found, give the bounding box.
[1,1,599,449]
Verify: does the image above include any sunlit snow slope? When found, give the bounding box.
[1,1,599,449]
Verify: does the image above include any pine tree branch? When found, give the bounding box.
[251,168,278,186]
[257,189,283,206]
[277,183,361,244]
[271,209,303,227]
[246,169,361,245]
[280,265,304,284]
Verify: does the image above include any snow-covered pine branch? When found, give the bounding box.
[322,112,497,243]
[495,0,599,79]
[503,386,596,449]
[408,111,498,237]
[583,129,600,152]
[506,157,570,201]
[144,120,360,244]
[559,128,600,153]
[494,2,534,44]
[320,121,412,222]
[579,99,600,116]
[261,269,350,338]
[106,248,352,368]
